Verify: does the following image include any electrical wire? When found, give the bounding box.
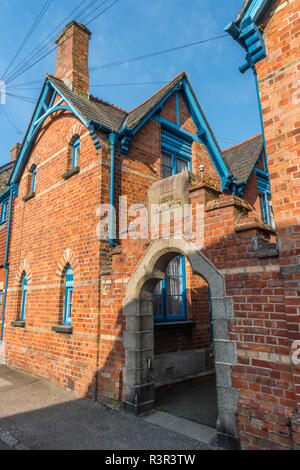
[90,34,228,71]
[5,0,122,85]
[1,0,53,82]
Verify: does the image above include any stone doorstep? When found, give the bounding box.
[143,410,218,448]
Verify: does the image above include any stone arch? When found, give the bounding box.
[123,234,239,449]
[55,249,80,280]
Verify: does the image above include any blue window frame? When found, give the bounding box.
[31,166,37,193]
[21,273,27,321]
[72,137,80,168]
[0,198,8,224]
[153,256,187,323]
[162,151,190,179]
[257,173,275,229]
[64,266,73,325]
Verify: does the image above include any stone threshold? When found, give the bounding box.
[143,410,218,448]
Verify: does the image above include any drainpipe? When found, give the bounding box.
[253,66,268,167]
[108,133,119,247]
[1,188,14,344]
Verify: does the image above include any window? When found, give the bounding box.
[162,151,189,179]
[153,256,187,323]
[20,273,27,321]
[161,129,192,179]
[31,165,37,193]
[259,192,275,229]
[64,266,73,325]
[0,198,8,224]
[72,137,80,168]
[0,290,3,309]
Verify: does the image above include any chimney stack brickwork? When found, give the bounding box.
[10,143,21,162]
[55,21,91,97]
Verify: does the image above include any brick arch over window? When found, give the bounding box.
[16,259,32,285]
[56,249,80,280]
[26,154,40,171]
[123,234,240,449]
[65,123,84,145]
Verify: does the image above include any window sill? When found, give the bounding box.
[154,321,196,330]
[11,321,26,328]
[23,192,35,202]
[52,325,73,335]
[62,166,80,180]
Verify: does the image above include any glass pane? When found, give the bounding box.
[162,153,172,168]
[162,153,173,179]
[166,295,183,316]
[176,158,188,174]
[154,282,161,295]
[162,165,172,179]
[166,275,182,296]
[166,257,181,276]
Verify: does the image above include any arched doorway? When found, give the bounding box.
[123,235,240,449]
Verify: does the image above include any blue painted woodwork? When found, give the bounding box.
[153,256,187,323]
[175,91,180,126]
[31,166,37,193]
[64,266,73,326]
[0,198,8,224]
[72,137,80,168]
[10,77,93,185]
[20,273,27,321]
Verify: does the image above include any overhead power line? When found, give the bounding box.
[0,107,24,137]
[4,0,93,84]
[1,0,53,82]
[90,34,229,72]
[86,0,121,25]
[5,0,123,86]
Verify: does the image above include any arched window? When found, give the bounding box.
[72,137,80,168]
[64,265,73,325]
[30,165,37,193]
[153,256,187,323]
[20,272,27,321]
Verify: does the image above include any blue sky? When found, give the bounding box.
[0,0,261,167]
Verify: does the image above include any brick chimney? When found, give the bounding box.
[55,21,91,97]
[10,143,21,162]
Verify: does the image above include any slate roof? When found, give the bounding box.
[0,161,15,196]
[49,72,219,137]
[123,72,184,130]
[222,134,263,183]
[49,76,127,131]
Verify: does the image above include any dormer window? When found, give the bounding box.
[72,137,80,169]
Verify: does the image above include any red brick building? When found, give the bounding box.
[0,0,299,450]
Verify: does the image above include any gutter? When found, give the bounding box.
[0,186,16,343]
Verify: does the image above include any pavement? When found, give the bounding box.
[155,378,218,428]
[0,365,218,451]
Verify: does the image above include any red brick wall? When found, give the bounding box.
[256,0,300,416]
[3,111,102,398]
